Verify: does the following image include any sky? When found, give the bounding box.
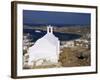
[23,10,91,26]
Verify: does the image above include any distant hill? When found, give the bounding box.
[24,24,90,27]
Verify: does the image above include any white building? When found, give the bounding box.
[28,25,60,66]
[65,41,74,47]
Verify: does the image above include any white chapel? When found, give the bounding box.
[28,25,60,66]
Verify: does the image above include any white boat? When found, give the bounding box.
[35,30,41,33]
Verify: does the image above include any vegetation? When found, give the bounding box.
[59,47,90,67]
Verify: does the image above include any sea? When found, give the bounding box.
[23,29,81,42]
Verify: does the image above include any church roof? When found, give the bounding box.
[35,25,59,46]
[39,33,59,45]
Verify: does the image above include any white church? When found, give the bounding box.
[28,25,60,66]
